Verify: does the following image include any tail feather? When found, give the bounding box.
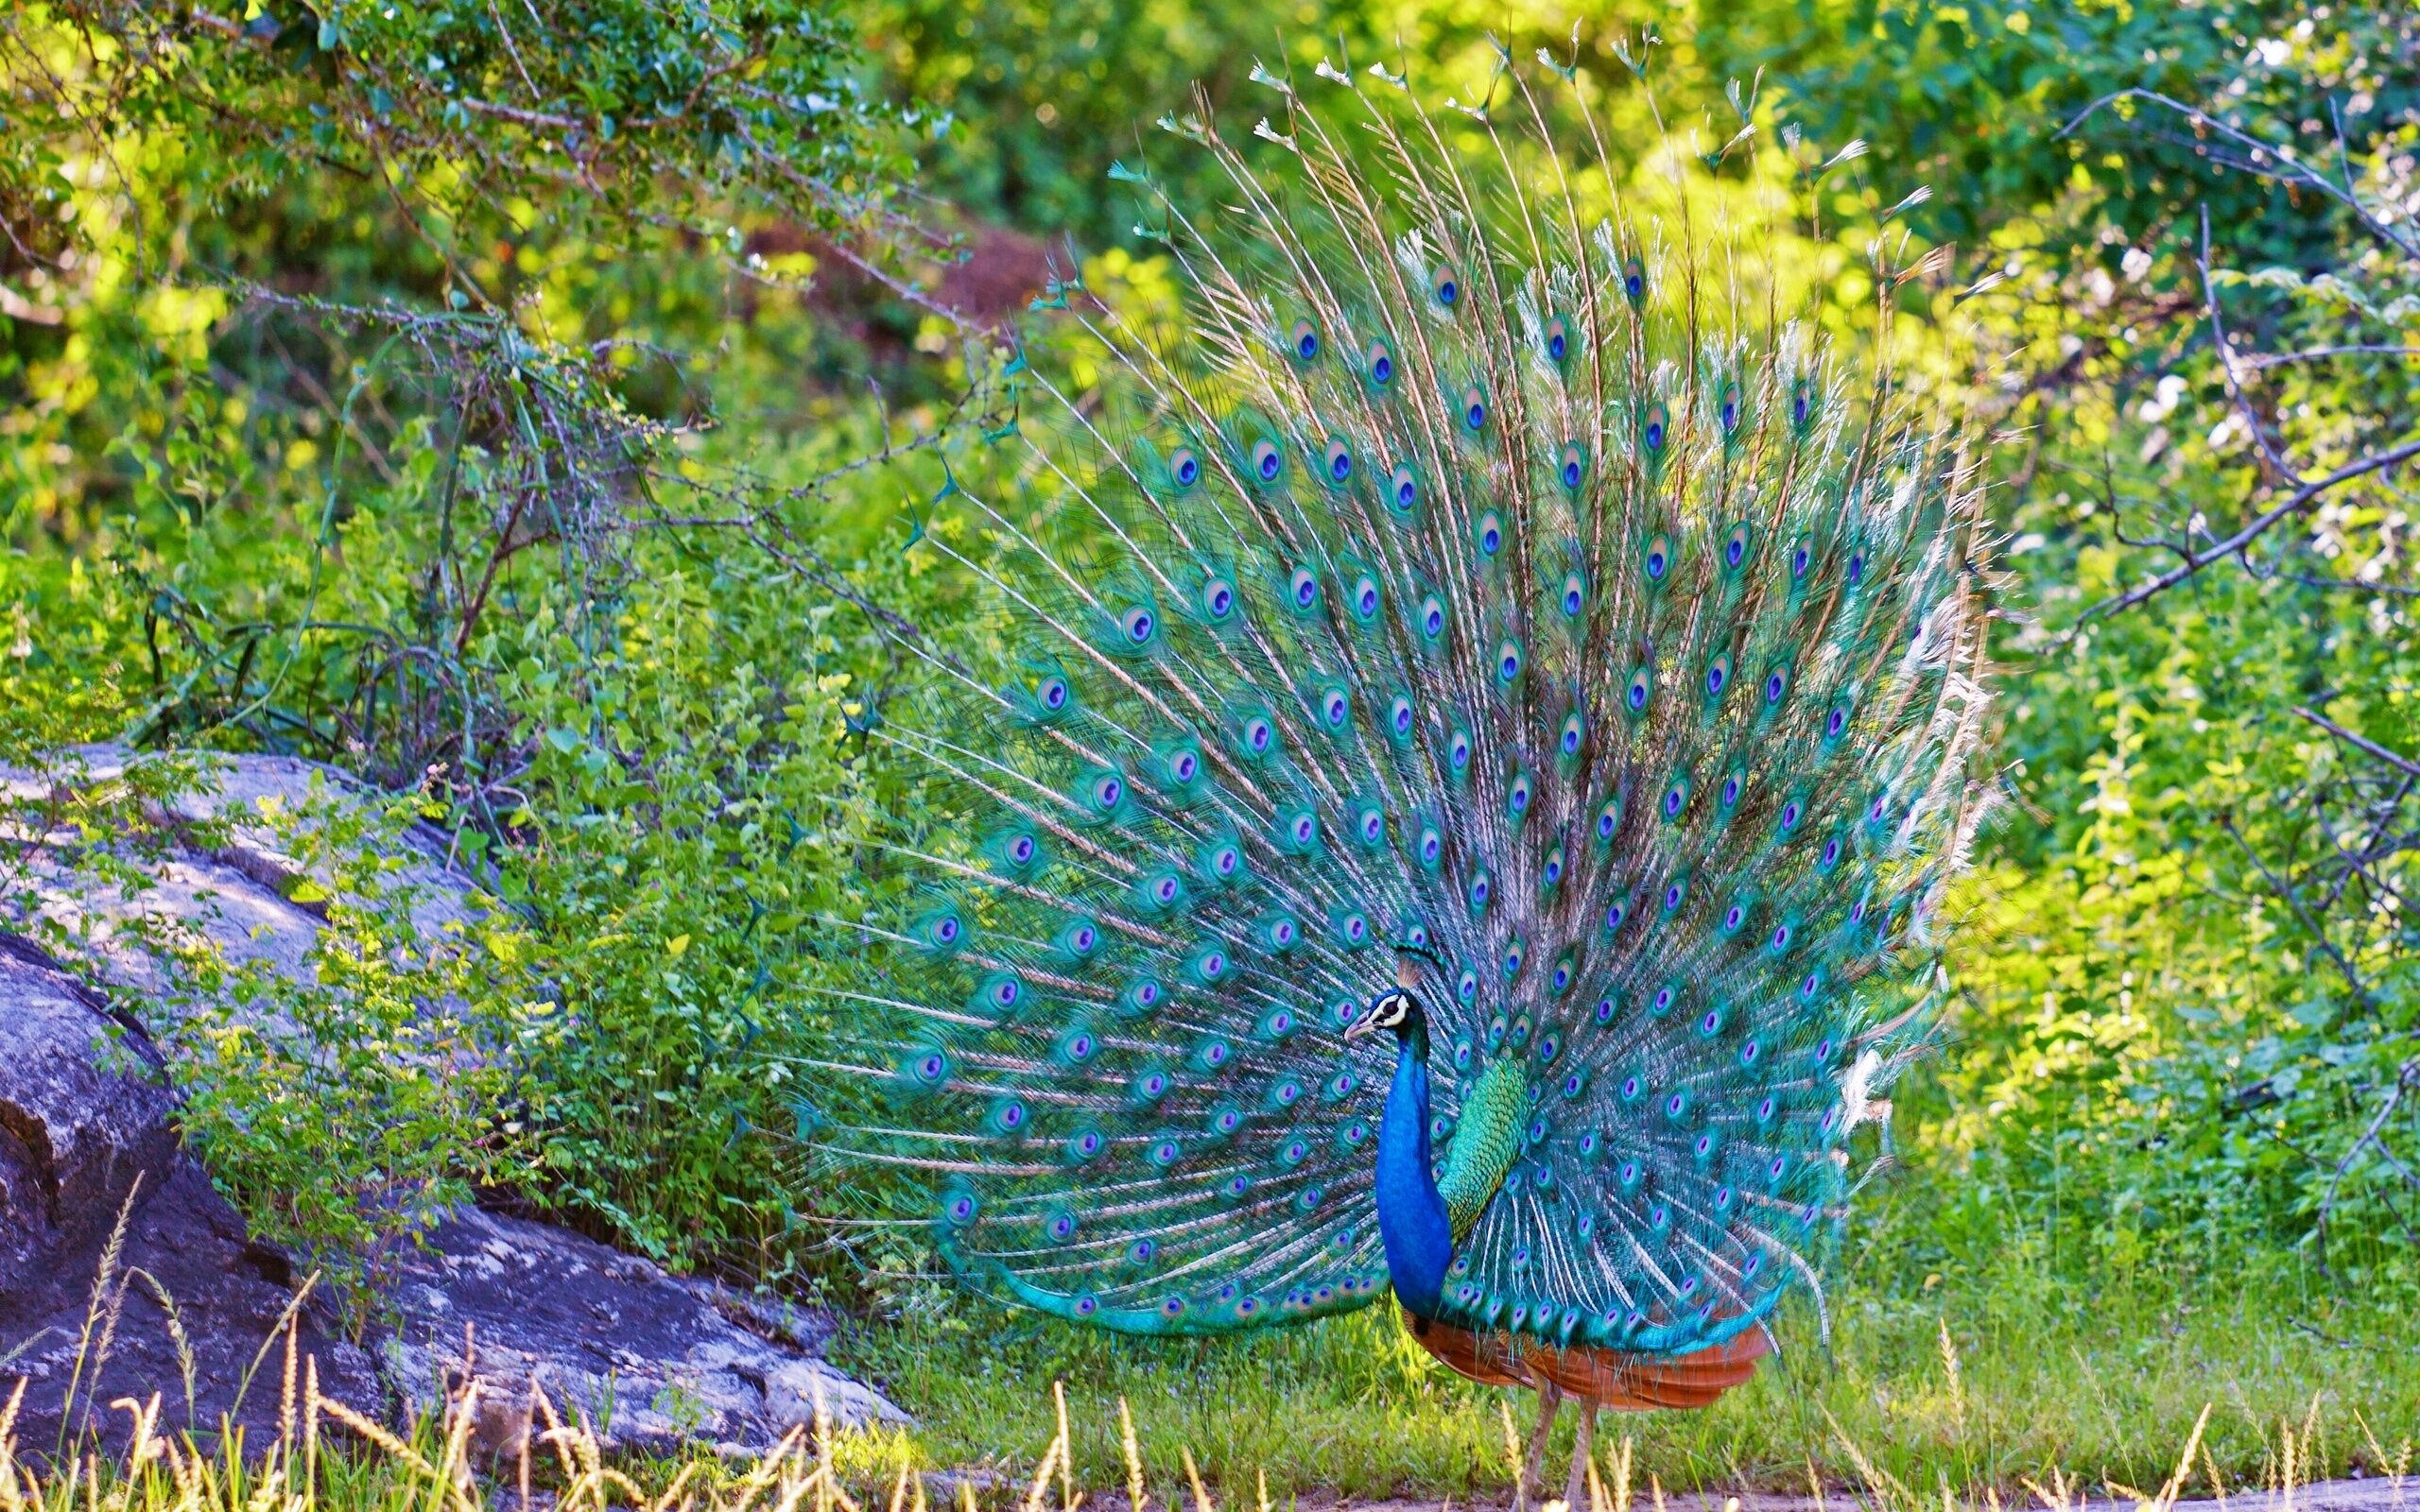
[806,55,1993,1353]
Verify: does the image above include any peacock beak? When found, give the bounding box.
[1341,1012,1380,1043]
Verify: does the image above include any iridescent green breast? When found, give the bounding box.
[1438,1058,1531,1244]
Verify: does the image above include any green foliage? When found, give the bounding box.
[151,778,536,1326]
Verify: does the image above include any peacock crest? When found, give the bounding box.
[805,47,1996,1372]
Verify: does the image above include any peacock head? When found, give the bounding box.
[1342,986,1423,1044]
[1342,947,1437,1044]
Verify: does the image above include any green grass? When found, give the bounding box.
[826,1245,2420,1503]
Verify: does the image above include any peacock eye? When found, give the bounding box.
[1719,381,1742,436]
[1322,437,1353,484]
[1645,534,1670,581]
[1390,696,1414,734]
[1203,578,1236,620]
[1389,462,1418,512]
[1545,314,1573,363]
[1622,254,1647,304]
[1288,566,1319,609]
[1559,442,1586,491]
[1171,447,1201,488]
[1367,336,1395,387]
[1420,595,1445,639]
[1432,263,1461,308]
[1120,606,1156,644]
[1792,378,1814,427]
[1252,438,1283,481]
[1461,384,1488,432]
[1642,401,1668,454]
[1561,572,1585,617]
[1724,524,1750,569]
[1353,577,1380,618]
[1477,511,1504,557]
[1291,318,1321,361]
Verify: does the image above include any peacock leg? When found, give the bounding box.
[1563,1401,1599,1512]
[1518,1380,1564,1509]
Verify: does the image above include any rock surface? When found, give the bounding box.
[386,1207,905,1458]
[0,934,176,1297]
[0,932,384,1457]
[0,750,904,1460]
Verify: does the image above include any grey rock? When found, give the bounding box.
[1,744,478,1006]
[1,750,906,1460]
[0,934,177,1296]
[0,935,383,1458]
[384,1207,906,1459]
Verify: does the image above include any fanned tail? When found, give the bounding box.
[801,49,1995,1353]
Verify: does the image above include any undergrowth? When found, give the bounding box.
[2,1295,2411,1512]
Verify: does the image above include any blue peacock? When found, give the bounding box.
[808,48,1995,1503]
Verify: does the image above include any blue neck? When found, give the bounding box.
[1373,1024,1453,1317]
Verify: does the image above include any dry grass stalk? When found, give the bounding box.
[1179,1447,1213,1512]
[1938,1318,1965,1427]
[1117,1399,1147,1512]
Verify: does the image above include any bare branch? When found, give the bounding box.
[2075,437,2420,624]
[2292,705,2420,780]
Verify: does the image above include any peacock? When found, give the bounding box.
[806,45,1995,1504]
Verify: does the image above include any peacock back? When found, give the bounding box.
[805,52,1995,1361]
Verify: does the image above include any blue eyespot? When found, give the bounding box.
[1545,314,1573,363]
[1323,437,1353,483]
[1367,337,1395,387]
